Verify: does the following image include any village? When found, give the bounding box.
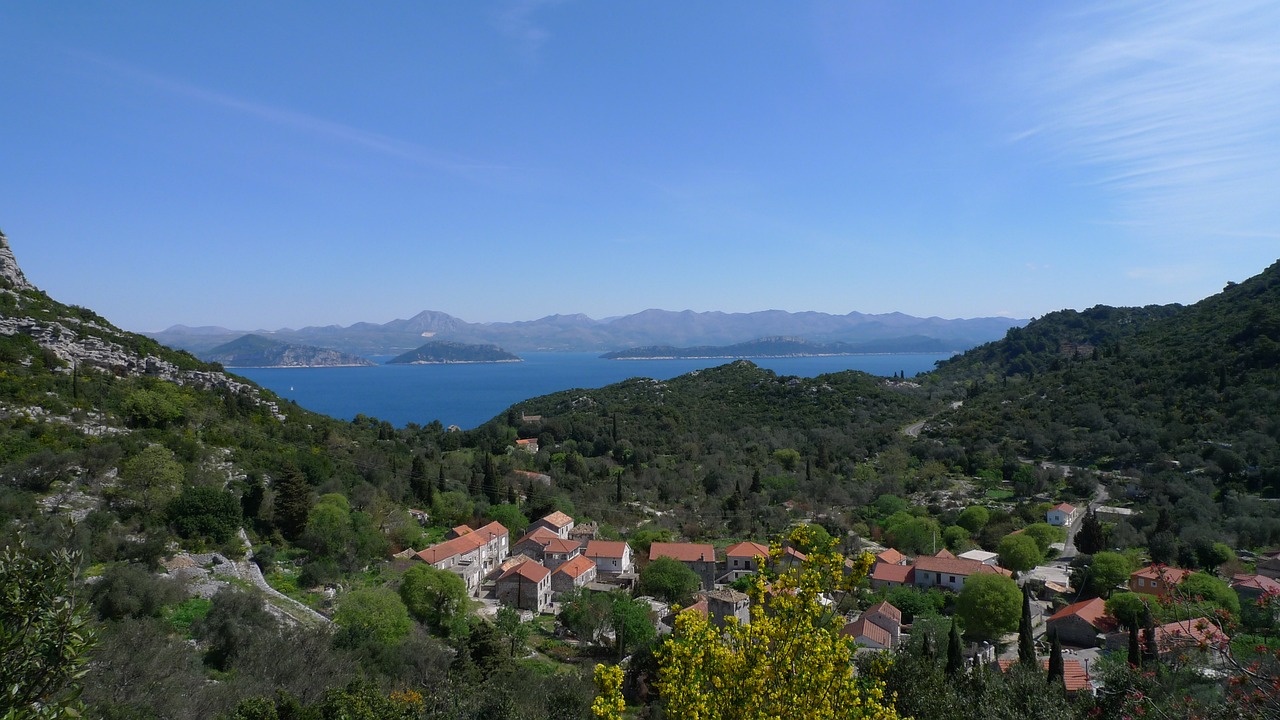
[401,497,1276,698]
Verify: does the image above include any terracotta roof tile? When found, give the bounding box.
[871,563,914,584]
[585,540,629,559]
[650,542,716,563]
[499,560,550,583]
[725,541,770,559]
[842,618,892,648]
[538,510,575,529]
[1048,597,1109,628]
[865,601,902,623]
[554,555,596,579]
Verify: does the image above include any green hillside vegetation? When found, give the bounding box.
[387,340,521,364]
[5,228,1280,718]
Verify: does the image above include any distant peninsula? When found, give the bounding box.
[601,335,955,360]
[387,340,522,365]
[203,334,376,368]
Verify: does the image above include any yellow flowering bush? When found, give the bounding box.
[592,662,626,720]
[655,526,900,720]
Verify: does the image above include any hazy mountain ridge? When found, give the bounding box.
[148,307,1023,356]
[386,340,521,365]
[203,334,376,368]
[601,335,953,359]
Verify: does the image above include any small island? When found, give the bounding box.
[601,335,950,360]
[203,334,376,368]
[387,340,522,365]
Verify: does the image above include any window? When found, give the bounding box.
[949,576,956,584]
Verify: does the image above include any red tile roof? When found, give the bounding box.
[997,659,1092,693]
[584,540,629,559]
[1053,503,1077,513]
[725,541,770,559]
[538,510,575,529]
[554,555,596,580]
[1230,574,1280,593]
[544,538,582,555]
[842,618,892,648]
[914,555,998,577]
[515,526,560,547]
[682,598,709,617]
[870,563,914,585]
[783,547,808,562]
[1048,597,1110,629]
[499,560,550,583]
[865,600,902,624]
[416,521,508,565]
[1155,618,1229,653]
[1131,564,1192,584]
[650,542,716,563]
[876,548,907,565]
[933,548,957,559]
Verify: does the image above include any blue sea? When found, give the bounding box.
[234,352,952,429]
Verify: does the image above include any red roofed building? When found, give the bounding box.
[1230,573,1280,603]
[913,554,1011,592]
[1154,618,1230,661]
[515,437,539,454]
[584,540,633,575]
[1046,597,1113,647]
[496,560,552,612]
[1129,564,1192,599]
[998,659,1093,695]
[530,510,576,539]
[414,520,510,595]
[512,527,582,570]
[551,555,597,596]
[725,541,770,573]
[1047,503,1078,527]
[650,542,718,589]
[876,548,908,566]
[842,617,893,650]
[870,562,914,590]
[863,601,902,646]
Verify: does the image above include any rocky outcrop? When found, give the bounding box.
[0,231,32,291]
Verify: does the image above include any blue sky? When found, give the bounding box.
[2,1,1278,332]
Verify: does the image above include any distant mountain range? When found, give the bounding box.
[387,341,521,365]
[601,336,955,360]
[147,309,1024,356]
[204,334,375,368]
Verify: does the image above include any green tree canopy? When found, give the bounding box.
[1105,592,1152,631]
[113,444,184,516]
[1086,551,1135,598]
[997,533,1044,572]
[334,587,412,648]
[1020,523,1066,554]
[167,485,242,544]
[399,563,469,637]
[955,573,1021,641]
[956,506,990,534]
[638,556,701,604]
[486,503,528,536]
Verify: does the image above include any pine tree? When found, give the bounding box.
[946,620,964,677]
[1018,584,1037,668]
[750,469,762,494]
[272,463,312,541]
[1047,630,1064,687]
[1074,509,1106,555]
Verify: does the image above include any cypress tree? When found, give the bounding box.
[410,454,432,505]
[1143,616,1159,667]
[437,464,446,493]
[1075,509,1106,555]
[616,469,623,504]
[272,463,312,541]
[1018,585,1037,668]
[1047,630,1064,687]
[1127,624,1142,668]
[921,629,936,662]
[946,620,964,677]
[750,469,762,494]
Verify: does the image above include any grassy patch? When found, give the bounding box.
[165,597,212,636]
[985,489,1015,500]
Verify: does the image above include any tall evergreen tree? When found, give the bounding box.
[1018,584,1037,668]
[410,454,432,506]
[437,464,446,493]
[749,469,762,494]
[1047,630,1064,687]
[946,620,964,677]
[1142,615,1159,667]
[616,469,623,504]
[921,628,936,662]
[272,463,312,541]
[1074,509,1106,555]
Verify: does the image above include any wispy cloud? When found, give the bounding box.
[493,0,564,60]
[74,51,510,177]
[1020,1,1280,239]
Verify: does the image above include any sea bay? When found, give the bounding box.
[234,352,952,429]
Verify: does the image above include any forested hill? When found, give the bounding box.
[927,259,1280,494]
[203,333,376,367]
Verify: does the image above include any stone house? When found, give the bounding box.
[705,588,750,628]
[913,550,1012,592]
[722,541,770,582]
[414,520,510,596]
[1046,597,1112,648]
[530,510,575,539]
[862,601,902,647]
[551,555,597,596]
[842,618,893,650]
[496,560,553,613]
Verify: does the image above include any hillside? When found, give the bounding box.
[203,333,376,367]
[386,340,521,364]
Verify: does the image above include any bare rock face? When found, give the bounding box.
[0,231,33,291]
